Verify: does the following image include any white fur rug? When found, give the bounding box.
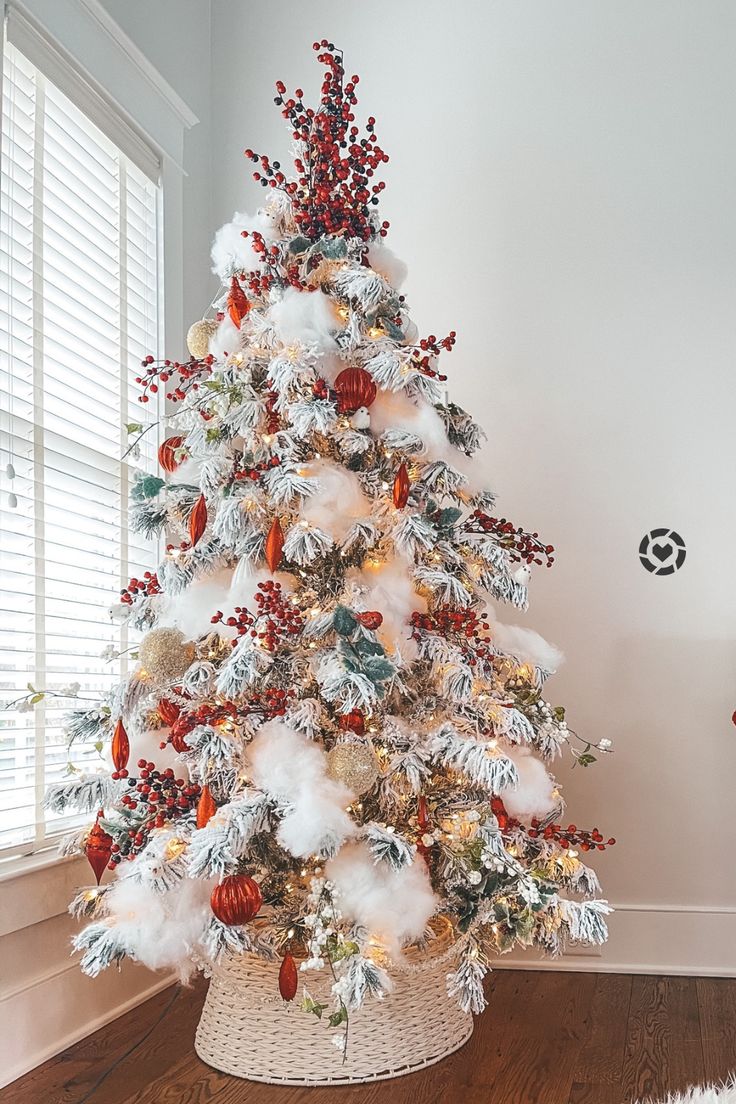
[640,1085,736,1104]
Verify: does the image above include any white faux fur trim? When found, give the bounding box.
[639,1082,736,1104]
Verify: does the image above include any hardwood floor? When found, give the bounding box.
[4,972,735,1104]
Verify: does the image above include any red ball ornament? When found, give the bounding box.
[158,436,185,473]
[357,610,383,630]
[338,709,365,736]
[278,951,299,1001]
[85,816,113,885]
[210,874,263,926]
[111,718,130,773]
[334,367,377,413]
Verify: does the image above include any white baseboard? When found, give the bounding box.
[495,902,736,978]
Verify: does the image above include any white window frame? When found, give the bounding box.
[0,0,197,879]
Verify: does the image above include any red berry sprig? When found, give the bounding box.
[232,456,281,483]
[136,354,215,406]
[108,762,201,867]
[211,581,304,652]
[410,331,457,382]
[490,798,615,852]
[410,606,493,666]
[120,571,161,605]
[466,511,555,568]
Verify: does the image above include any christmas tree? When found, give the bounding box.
[39,41,613,1037]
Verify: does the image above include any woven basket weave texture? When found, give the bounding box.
[195,923,473,1084]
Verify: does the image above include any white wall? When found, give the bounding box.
[209,0,736,972]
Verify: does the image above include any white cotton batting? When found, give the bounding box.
[326,840,438,957]
[159,567,235,641]
[346,556,426,659]
[486,606,564,673]
[105,866,215,979]
[211,209,280,280]
[499,745,558,819]
[268,287,340,352]
[246,720,354,858]
[300,460,371,541]
[366,242,408,290]
[208,315,242,362]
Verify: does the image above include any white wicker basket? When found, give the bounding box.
[195,919,473,1084]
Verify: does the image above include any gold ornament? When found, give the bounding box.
[326,741,379,796]
[139,627,196,682]
[186,319,219,359]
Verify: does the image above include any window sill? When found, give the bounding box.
[0,845,79,886]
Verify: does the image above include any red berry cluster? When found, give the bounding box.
[136,354,214,405]
[490,798,615,853]
[313,378,329,399]
[528,819,616,852]
[211,581,304,651]
[411,331,457,381]
[245,43,389,242]
[108,762,201,866]
[410,606,493,666]
[120,571,161,605]
[232,456,281,483]
[160,699,239,753]
[466,512,555,568]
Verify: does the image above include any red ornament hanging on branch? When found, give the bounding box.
[264,517,285,572]
[158,436,185,473]
[196,784,217,829]
[393,463,410,509]
[189,494,208,546]
[85,816,113,884]
[157,698,180,727]
[210,874,263,926]
[338,709,366,736]
[278,952,299,1001]
[334,367,377,413]
[111,718,130,773]
[227,276,250,328]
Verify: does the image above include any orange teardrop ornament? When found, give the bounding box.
[264,518,285,572]
[111,718,130,772]
[227,276,250,328]
[196,784,217,829]
[393,463,410,509]
[85,817,113,885]
[189,494,208,546]
[278,952,299,1001]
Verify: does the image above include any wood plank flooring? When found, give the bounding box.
[4,971,735,1104]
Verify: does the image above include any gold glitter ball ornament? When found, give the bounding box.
[186,318,219,359]
[139,627,196,682]
[326,741,379,796]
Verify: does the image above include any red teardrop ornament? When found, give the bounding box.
[334,367,377,413]
[158,436,185,473]
[189,494,208,546]
[279,952,299,1001]
[85,817,113,885]
[227,276,250,328]
[111,718,129,772]
[393,463,410,509]
[211,874,263,926]
[265,517,285,572]
[196,784,217,829]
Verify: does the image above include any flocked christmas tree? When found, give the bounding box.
[37,41,614,1039]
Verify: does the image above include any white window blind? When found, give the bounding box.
[0,38,161,858]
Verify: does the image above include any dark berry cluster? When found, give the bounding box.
[136,353,215,406]
[107,762,201,866]
[410,606,493,666]
[245,42,389,242]
[120,571,161,605]
[467,511,555,567]
[211,581,304,651]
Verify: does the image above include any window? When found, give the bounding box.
[0,37,161,858]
